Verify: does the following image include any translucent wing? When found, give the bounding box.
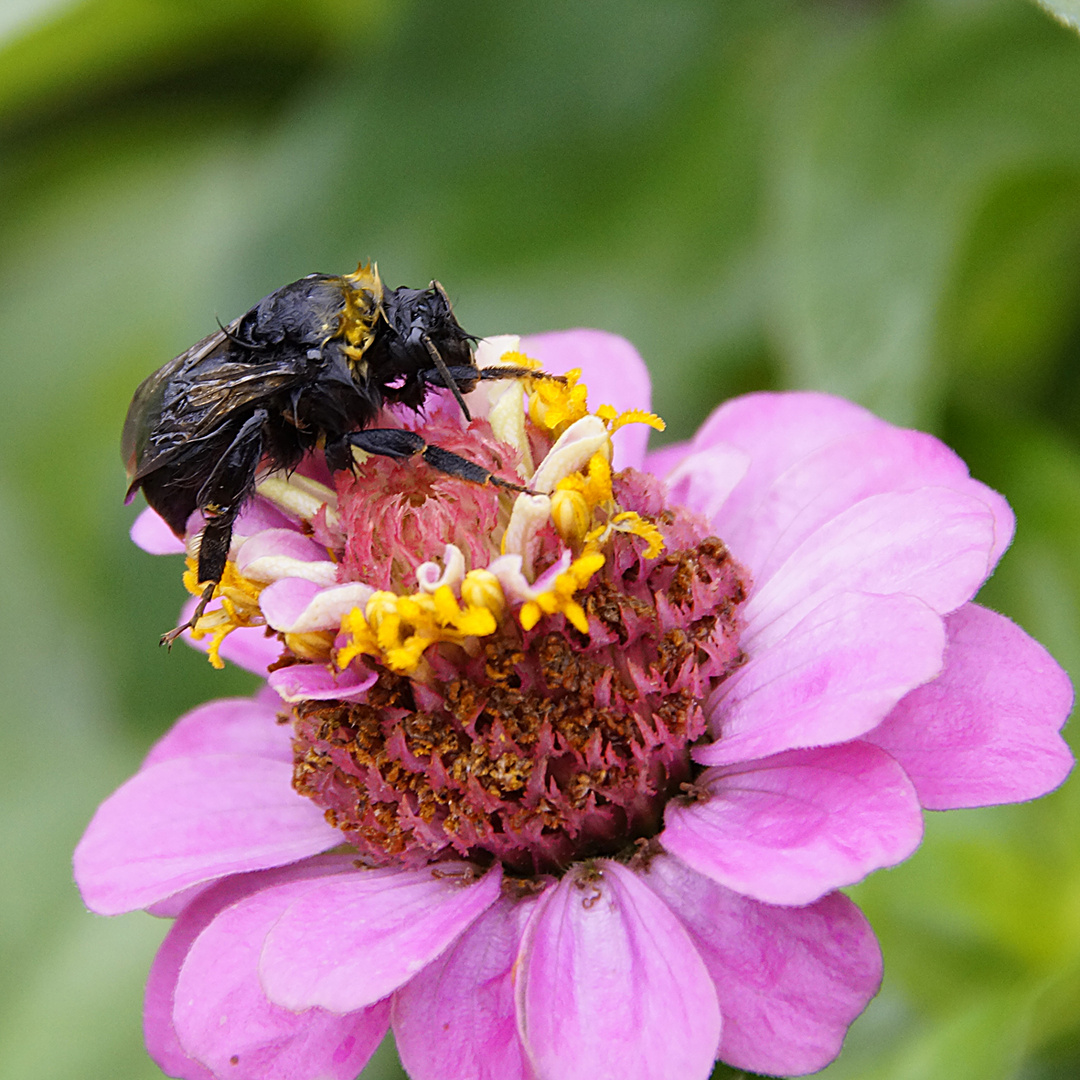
[122,320,303,489]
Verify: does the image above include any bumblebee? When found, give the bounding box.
[122,264,540,644]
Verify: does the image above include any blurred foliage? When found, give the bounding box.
[2,0,1080,1077]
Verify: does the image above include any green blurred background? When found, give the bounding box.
[3,0,1080,1077]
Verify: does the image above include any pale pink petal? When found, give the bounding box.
[145,882,213,919]
[699,592,945,765]
[236,529,327,568]
[142,696,292,768]
[868,603,1074,809]
[145,857,359,1080]
[259,578,373,634]
[516,861,720,1080]
[175,869,389,1080]
[232,497,296,539]
[645,854,881,1077]
[74,756,340,915]
[393,893,539,1080]
[664,742,923,905]
[236,529,338,585]
[743,488,997,645]
[259,863,503,1013]
[131,507,185,554]
[268,662,377,703]
[522,330,652,470]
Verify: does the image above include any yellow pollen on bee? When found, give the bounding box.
[182,558,266,669]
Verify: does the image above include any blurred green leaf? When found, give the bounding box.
[770,1,1080,427]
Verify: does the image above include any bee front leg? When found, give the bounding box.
[161,411,267,648]
[341,428,532,494]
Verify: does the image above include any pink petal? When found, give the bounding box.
[645,854,882,1076]
[743,487,997,645]
[259,863,503,1013]
[174,867,389,1080]
[131,507,185,554]
[663,445,751,523]
[393,893,539,1080]
[145,857,362,1080]
[664,742,923,905]
[142,696,292,768]
[691,393,882,530]
[74,755,340,915]
[723,422,1012,586]
[515,861,721,1080]
[642,438,692,479]
[522,330,652,470]
[268,662,377,703]
[699,592,945,765]
[868,603,1074,809]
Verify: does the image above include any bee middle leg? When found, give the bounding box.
[327,428,531,494]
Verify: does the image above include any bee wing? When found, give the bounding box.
[123,322,302,488]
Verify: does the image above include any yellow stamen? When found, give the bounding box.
[594,404,666,435]
[518,550,605,635]
[337,577,505,675]
[528,367,589,436]
[182,558,267,669]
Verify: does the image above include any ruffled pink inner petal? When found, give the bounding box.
[700,592,945,765]
[521,330,652,470]
[868,603,1074,809]
[144,857,358,1080]
[664,742,924,905]
[515,861,721,1080]
[259,863,503,1014]
[74,756,340,915]
[131,507,186,555]
[142,696,292,768]
[645,855,882,1077]
[393,893,538,1080]
[175,867,389,1080]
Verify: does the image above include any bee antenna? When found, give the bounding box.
[215,317,256,349]
[422,334,473,422]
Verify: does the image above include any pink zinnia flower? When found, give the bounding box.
[76,330,1073,1080]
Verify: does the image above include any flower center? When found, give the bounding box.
[292,522,746,873]
[179,338,750,873]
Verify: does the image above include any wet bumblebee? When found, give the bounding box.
[122,264,543,644]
